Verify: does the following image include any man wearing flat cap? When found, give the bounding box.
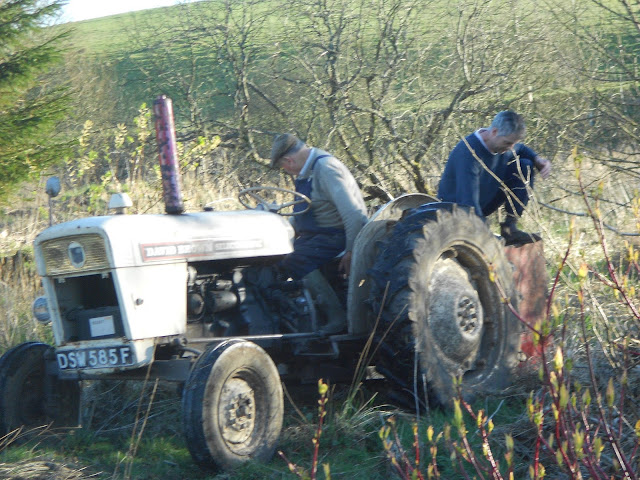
[270,133,367,335]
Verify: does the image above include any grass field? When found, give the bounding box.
[0,378,534,479]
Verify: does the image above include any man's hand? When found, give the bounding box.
[534,156,552,179]
[339,251,353,277]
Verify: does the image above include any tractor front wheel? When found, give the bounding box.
[182,339,284,471]
[0,342,81,437]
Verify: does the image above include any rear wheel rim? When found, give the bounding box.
[428,257,485,370]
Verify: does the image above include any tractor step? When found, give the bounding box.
[293,339,340,358]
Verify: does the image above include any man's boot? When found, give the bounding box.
[303,269,347,335]
[500,220,541,246]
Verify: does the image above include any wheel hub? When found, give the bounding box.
[219,377,255,445]
[428,258,484,365]
[457,295,480,334]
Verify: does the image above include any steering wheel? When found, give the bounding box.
[238,186,311,216]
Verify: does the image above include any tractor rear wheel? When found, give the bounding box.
[368,204,522,408]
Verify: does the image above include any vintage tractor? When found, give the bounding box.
[0,98,547,471]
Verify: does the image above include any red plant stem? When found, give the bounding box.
[578,177,640,320]
[618,359,628,440]
[547,228,573,322]
[459,434,489,479]
[552,406,576,475]
[533,353,577,475]
[412,425,424,479]
[461,401,503,480]
[534,431,544,478]
[430,445,440,479]
[385,422,417,480]
[454,454,474,480]
[481,431,503,480]
[532,403,543,480]
[311,395,327,480]
[578,287,637,479]
[535,389,593,479]
[579,409,609,479]
[630,440,640,461]
[278,450,307,478]
[573,162,638,477]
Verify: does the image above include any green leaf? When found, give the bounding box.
[606,378,615,407]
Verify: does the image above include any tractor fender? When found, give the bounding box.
[347,193,438,335]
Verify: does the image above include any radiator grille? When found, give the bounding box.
[41,234,109,275]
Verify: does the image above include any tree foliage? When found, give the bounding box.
[44,0,640,219]
[0,0,69,202]
[108,0,559,201]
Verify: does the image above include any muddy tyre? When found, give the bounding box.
[182,339,284,471]
[369,203,522,408]
[0,342,81,436]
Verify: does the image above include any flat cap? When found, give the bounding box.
[270,133,302,168]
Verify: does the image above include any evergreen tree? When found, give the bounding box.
[0,0,69,202]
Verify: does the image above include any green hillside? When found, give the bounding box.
[62,2,208,56]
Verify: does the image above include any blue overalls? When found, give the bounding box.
[279,155,346,280]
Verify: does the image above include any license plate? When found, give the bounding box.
[57,346,134,370]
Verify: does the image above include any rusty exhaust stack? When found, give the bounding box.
[153,95,184,214]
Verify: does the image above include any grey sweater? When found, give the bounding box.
[291,148,367,252]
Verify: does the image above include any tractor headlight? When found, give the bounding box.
[32,296,51,324]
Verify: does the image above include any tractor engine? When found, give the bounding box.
[184,263,316,339]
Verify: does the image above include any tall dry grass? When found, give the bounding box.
[1,120,640,477]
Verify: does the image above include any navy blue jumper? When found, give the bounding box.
[437,132,538,221]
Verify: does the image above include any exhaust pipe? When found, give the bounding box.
[153,95,184,214]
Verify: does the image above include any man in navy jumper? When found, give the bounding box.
[438,110,551,245]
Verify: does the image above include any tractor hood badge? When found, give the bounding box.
[68,241,86,268]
